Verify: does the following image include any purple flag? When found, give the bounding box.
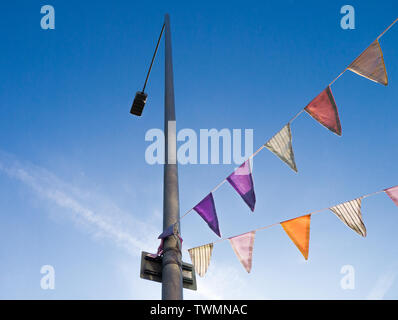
[227,160,256,211]
[193,193,221,237]
[158,223,177,239]
[156,223,182,256]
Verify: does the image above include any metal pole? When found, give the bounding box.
[162,13,183,300]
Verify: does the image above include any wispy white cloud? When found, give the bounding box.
[186,262,255,300]
[367,268,397,300]
[0,150,250,299]
[0,150,158,256]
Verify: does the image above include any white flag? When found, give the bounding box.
[348,40,388,86]
[188,243,214,277]
[330,198,366,237]
[265,123,298,172]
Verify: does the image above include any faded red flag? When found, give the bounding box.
[305,86,342,136]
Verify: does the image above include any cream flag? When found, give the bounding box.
[265,123,298,172]
[329,198,367,237]
[348,40,388,86]
[188,243,214,277]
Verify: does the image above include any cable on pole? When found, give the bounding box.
[143,23,165,92]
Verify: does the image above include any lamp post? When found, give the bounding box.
[161,13,183,300]
[131,14,183,300]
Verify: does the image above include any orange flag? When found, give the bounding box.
[281,215,311,260]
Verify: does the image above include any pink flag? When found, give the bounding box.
[304,86,342,136]
[228,231,256,273]
[385,186,398,207]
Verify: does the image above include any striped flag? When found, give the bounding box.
[348,40,388,86]
[265,123,298,172]
[329,198,367,237]
[189,243,214,277]
[385,186,398,207]
[228,231,256,273]
[305,86,342,136]
[281,215,311,260]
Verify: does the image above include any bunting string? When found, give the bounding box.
[328,67,348,87]
[329,17,398,86]
[287,109,305,124]
[377,17,398,40]
[180,18,397,236]
[187,186,398,276]
[188,187,388,250]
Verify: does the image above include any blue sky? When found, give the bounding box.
[0,0,398,299]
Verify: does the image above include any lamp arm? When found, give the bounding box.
[142,23,165,92]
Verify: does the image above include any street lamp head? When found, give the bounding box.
[130,22,164,118]
[130,91,148,116]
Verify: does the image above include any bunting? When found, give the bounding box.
[329,198,366,237]
[193,193,221,237]
[178,19,398,231]
[385,186,398,207]
[348,40,388,86]
[228,231,256,273]
[189,244,214,277]
[226,160,256,211]
[304,86,342,136]
[187,184,398,277]
[281,215,311,260]
[180,19,398,277]
[265,123,298,172]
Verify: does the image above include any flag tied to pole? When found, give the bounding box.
[156,223,182,256]
[228,231,256,273]
[193,193,221,237]
[348,40,388,86]
[265,123,298,172]
[158,223,178,240]
[227,160,256,211]
[305,86,342,136]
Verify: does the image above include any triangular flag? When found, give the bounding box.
[348,40,388,86]
[228,231,256,273]
[385,186,398,207]
[189,244,214,277]
[281,215,311,260]
[304,86,342,136]
[329,198,366,237]
[193,193,221,237]
[226,160,256,211]
[265,123,298,172]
